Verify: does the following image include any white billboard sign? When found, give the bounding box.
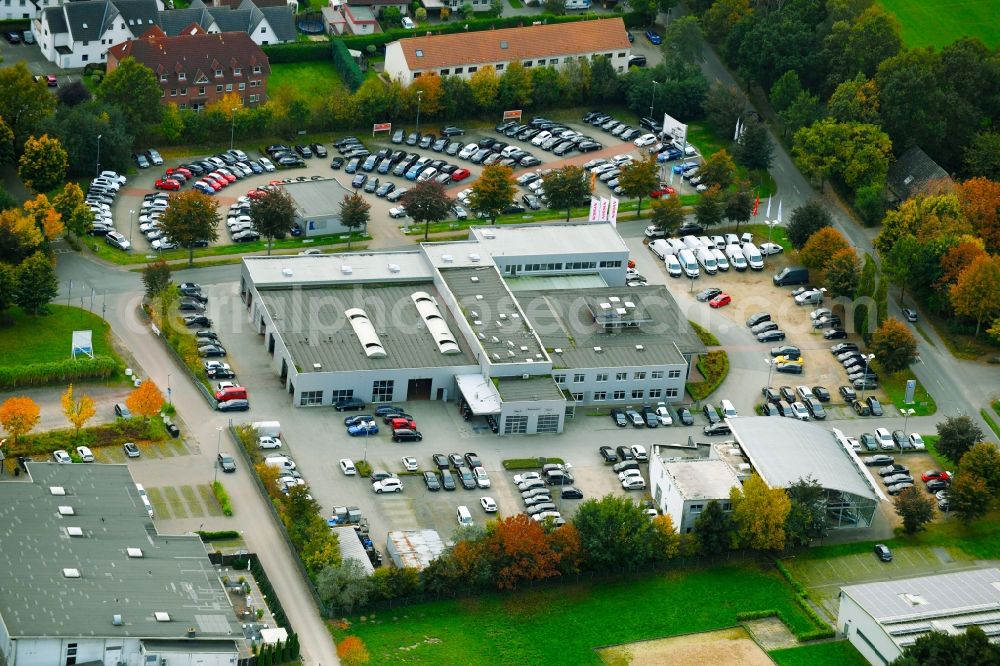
[662,112,688,148]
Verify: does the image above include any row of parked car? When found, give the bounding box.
[157,149,277,196]
[596,446,650,490]
[86,171,132,250]
[342,405,424,442]
[512,463,579,523]
[860,456,948,499]
[760,384,830,420]
[497,116,602,159]
[649,233,782,281]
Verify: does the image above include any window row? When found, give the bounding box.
[591,388,677,401]
[554,370,680,383]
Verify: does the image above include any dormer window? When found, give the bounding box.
[233,67,241,76]
[178,72,186,81]
[215,69,223,78]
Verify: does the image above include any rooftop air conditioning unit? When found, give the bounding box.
[593,346,603,353]
[554,348,562,353]
[313,363,322,370]
[387,264,400,273]
[470,276,479,282]
[469,254,481,262]
[341,265,353,275]
[282,268,293,277]
[499,313,507,320]
[442,254,454,263]
[522,374,530,379]
[49,486,66,496]
[635,344,644,351]
[738,463,752,472]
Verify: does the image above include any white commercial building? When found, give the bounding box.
[648,455,740,534]
[838,568,1000,665]
[239,222,705,435]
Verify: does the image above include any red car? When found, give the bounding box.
[198,178,222,191]
[451,168,471,181]
[388,417,417,430]
[247,189,267,199]
[650,186,676,199]
[45,74,58,87]
[921,470,951,483]
[708,293,731,308]
[167,166,192,179]
[155,178,181,191]
[205,174,227,188]
[214,171,236,183]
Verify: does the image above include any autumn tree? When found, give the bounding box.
[61,384,96,437]
[0,116,12,166]
[869,318,918,374]
[157,190,220,266]
[894,487,935,534]
[399,180,450,242]
[827,75,881,125]
[730,473,790,551]
[338,192,371,249]
[337,636,370,666]
[405,73,444,119]
[468,66,500,114]
[548,522,582,575]
[574,494,657,570]
[0,208,44,264]
[787,201,832,249]
[250,188,296,255]
[699,149,737,190]
[694,184,725,228]
[543,166,591,221]
[96,56,162,127]
[23,193,63,241]
[617,155,659,218]
[936,415,984,463]
[14,251,58,315]
[957,442,1000,496]
[126,379,164,421]
[825,248,861,297]
[651,513,680,562]
[949,472,992,523]
[873,193,968,257]
[693,499,735,556]
[485,514,560,589]
[799,227,850,271]
[0,63,57,143]
[52,183,92,238]
[0,396,41,449]
[950,254,1000,336]
[19,134,68,192]
[650,195,685,235]
[468,164,516,224]
[939,239,988,290]
[141,260,171,299]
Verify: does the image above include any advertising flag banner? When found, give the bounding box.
[599,197,610,221]
[752,195,760,217]
[765,195,772,219]
[589,198,602,222]
[608,197,619,226]
[777,200,783,223]
[734,118,741,141]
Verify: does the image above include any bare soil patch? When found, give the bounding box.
[598,626,774,666]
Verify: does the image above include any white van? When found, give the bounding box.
[457,505,474,526]
[678,249,700,278]
[252,421,281,438]
[564,0,591,8]
[698,236,714,250]
[648,238,672,259]
[696,247,718,274]
[711,248,730,271]
[135,483,154,518]
[720,399,738,418]
[726,244,747,271]
[264,455,296,471]
[668,238,687,255]
[682,235,702,251]
[743,242,764,271]
[664,254,683,277]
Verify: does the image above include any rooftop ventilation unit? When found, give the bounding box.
[635,344,645,351]
[112,615,123,626]
[67,527,83,537]
[470,311,479,318]
[478,332,486,340]
[470,276,479,283]
[388,263,401,273]
[411,292,461,355]
[490,336,500,343]
[58,506,74,516]
[507,340,514,347]
[49,486,66,496]
[483,231,496,239]
[63,568,81,578]
[154,612,171,622]
[520,346,528,352]
[499,313,507,320]
[469,253,481,262]
[475,294,483,300]
[624,301,635,308]
[442,254,454,263]
[554,348,562,353]
[495,320,503,327]
[341,265,353,275]
[508,350,516,357]
[609,296,621,303]
[492,353,501,360]
[312,363,322,371]
[345,308,387,359]
[535,354,543,359]
[282,268,293,277]
[126,548,143,558]
[522,373,530,379]
[511,313,519,319]
[473,320,482,326]
[593,346,603,353]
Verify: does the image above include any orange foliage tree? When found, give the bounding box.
[799,226,851,271]
[337,636,370,666]
[485,514,560,589]
[956,177,1000,254]
[548,521,582,575]
[0,396,41,448]
[23,193,64,240]
[126,379,164,420]
[61,384,96,436]
[939,237,988,289]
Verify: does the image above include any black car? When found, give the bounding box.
[206,367,235,380]
[677,222,705,236]
[217,453,237,472]
[874,544,892,562]
[703,404,721,424]
[334,397,365,411]
[839,385,858,401]
[134,153,150,169]
[458,467,476,489]
[926,479,949,492]
[464,452,482,468]
[831,342,859,355]
[757,329,786,342]
[4,31,21,44]
[812,386,831,402]
[779,386,796,403]
[344,414,374,426]
[678,408,694,426]
[697,287,723,302]
[351,174,367,188]
[184,314,212,327]
[311,143,328,157]
[824,328,849,340]
[440,469,456,491]
[804,397,826,419]
[762,386,781,403]
[217,399,249,412]
[561,487,584,500]
[610,408,627,427]
[423,471,441,491]
[448,453,465,469]
[391,429,421,443]
[198,344,226,357]
[599,446,618,462]
[178,299,205,312]
[616,446,636,461]
[330,157,345,169]
[441,125,465,136]
[432,453,449,469]
[704,422,732,436]
[761,402,780,416]
[867,396,884,416]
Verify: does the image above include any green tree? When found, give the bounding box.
[893,487,935,535]
[704,83,747,137]
[52,183,92,238]
[468,165,516,224]
[730,473,790,551]
[958,442,1000,496]
[650,196,685,235]
[827,75,881,125]
[529,66,564,110]
[949,472,992,524]
[693,499,735,556]
[587,57,617,104]
[936,415,984,464]
[19,134,68,192]
[881,234,922,303]
[141,260,171,300]
[854,182,886,227]
[724,188,753,230]
[157,190,220,266]
[786,200,832,249]
[785,477,828,547]
[734,116,773,170]
[950,255,1000,337]
[0,63,57,144]
[542,166,591,222]
[793,118,892,192]
[97,56,163,127]
[14,251,58,315]
[617,155,658,217]
[158,103,185,143]
[662,16,703,64]
[498,62,533,110]
[769,70,802,113]
[825,248,861,298]
[694,185,725,228]
[779,91,822,136]
[0,117,13,166]
[698,149,736,190]
[316,560,373,613]
[338,192,371,249]
[964,130,1000,180]
[468,66,501,114]
[0,262,15,314]
[824,6,902,86]
[400,180,452,242]
[44,101,133,178]
[573,495,656,570]
[894,627,1000,666]
[249,188,296,255]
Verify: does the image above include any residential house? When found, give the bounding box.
[107,25,270,110]
[886,145,953,202]
[323,0,378,35]
[35,0,160,69]
[383,17,631,84]
[157,0,295,45]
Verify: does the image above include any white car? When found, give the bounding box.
[846,437,861,452]
[664,254,683,277]
[339,458,357,475]
[612,153,633,166]
[790,402,810,421]
[373,478,403,493]
[459,144,478,159]
[875,427,895,451]
[258,157,276,172]
[759,242,783,256]
[76,446,95,462]
[480,496,498,513]
[53,449,72,464]
[513,471,541,485]
[258,436,282,450]
[909,433,926,451]
[389,207,407,219]
[473,466,491,488]
[531,131,552,146]
[634,133,658,147]
[622,477,647,490]
[99,170,127,185]
[401,456,418,472]
[655,402,673,425]
[531,511,562,522]
[401,15,415,28]
[454,205,468,220]
[618,468,643,482]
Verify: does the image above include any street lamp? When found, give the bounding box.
[229,108,237,151]
[902,408,916,434]
[167,373,172,407]
[764,357,775,392]
[649,80,659,121]
[95,134,102,177]
[764,219,781,261]
[415,90,424,135]
[214,426,223,483]
[128,209,135,245]
[860,354,875,401]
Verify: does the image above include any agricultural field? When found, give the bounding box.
[880,0,999,48]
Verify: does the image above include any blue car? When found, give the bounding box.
[645,29,662,45]
[347,421,379,436]
[193,182,215,195]
[672,161,699,174]
[405,164,423,180]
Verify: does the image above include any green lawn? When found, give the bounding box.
[920,434,956,469]
[0,305,117,367]
[982,407,1000,441]
[269,61,345,105]
[876,367,937,416]
[331,566,820,665]
[770,640,869,666]
[880,0,1000,48]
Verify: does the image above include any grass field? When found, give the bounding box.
[876,367,937,416]
[770,640,869,666]
[880,0,1000,49]
[269,61,345,105]
[0,305,116,367]
[330,566,820,665]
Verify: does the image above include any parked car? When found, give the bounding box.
[874,544,892,562]
[423,471,441,491]
[123,442,141,458]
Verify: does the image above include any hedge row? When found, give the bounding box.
[502,457,565,470]
[15,418,167,456]
[0,356,119,390]
[687,350,729,401]
[331,39,365,91]
[197,530,241,541]
[212,481,234,516]
[261,40,332,64]
[775,560,836,640]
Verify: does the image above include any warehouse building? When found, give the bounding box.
[648,456,741,533]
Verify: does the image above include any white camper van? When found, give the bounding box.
[678,249,700,278]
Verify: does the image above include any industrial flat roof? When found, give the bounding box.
[468,222,628,257]
[438,265,548,365]
[283,178,354,218]
[727,417,881,501]
[662,459,741,501]
[244,251,433,288]
[842,568,1000,623]
[0,464,240,639]
[518,286,699,369]
[331,527,374,576]
[496,376,565,402]
[455,374,502,414]
[504,273,609,292]
[257,284,476,372]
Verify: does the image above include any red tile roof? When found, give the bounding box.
[107,27,270,80]
[397,18,630,72]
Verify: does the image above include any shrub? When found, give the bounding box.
[332,40,365,91]
[355,459,373,477]
[212,480,234,516]
[197,530,240,541]
[502,457,565,470]
[0,356,119,390]
[15,418,167,456]
[688,320,720,346]
[687,351,729,401]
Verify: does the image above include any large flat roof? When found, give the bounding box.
[468,222,628,259]
[662,459,741,501]
[0,464,240,639]
[496,376,565,402]
[244,251,433,288]
[518,286,701,369]
[727,417,882,501]
[283,178,354,218]
[257,284,476,372]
